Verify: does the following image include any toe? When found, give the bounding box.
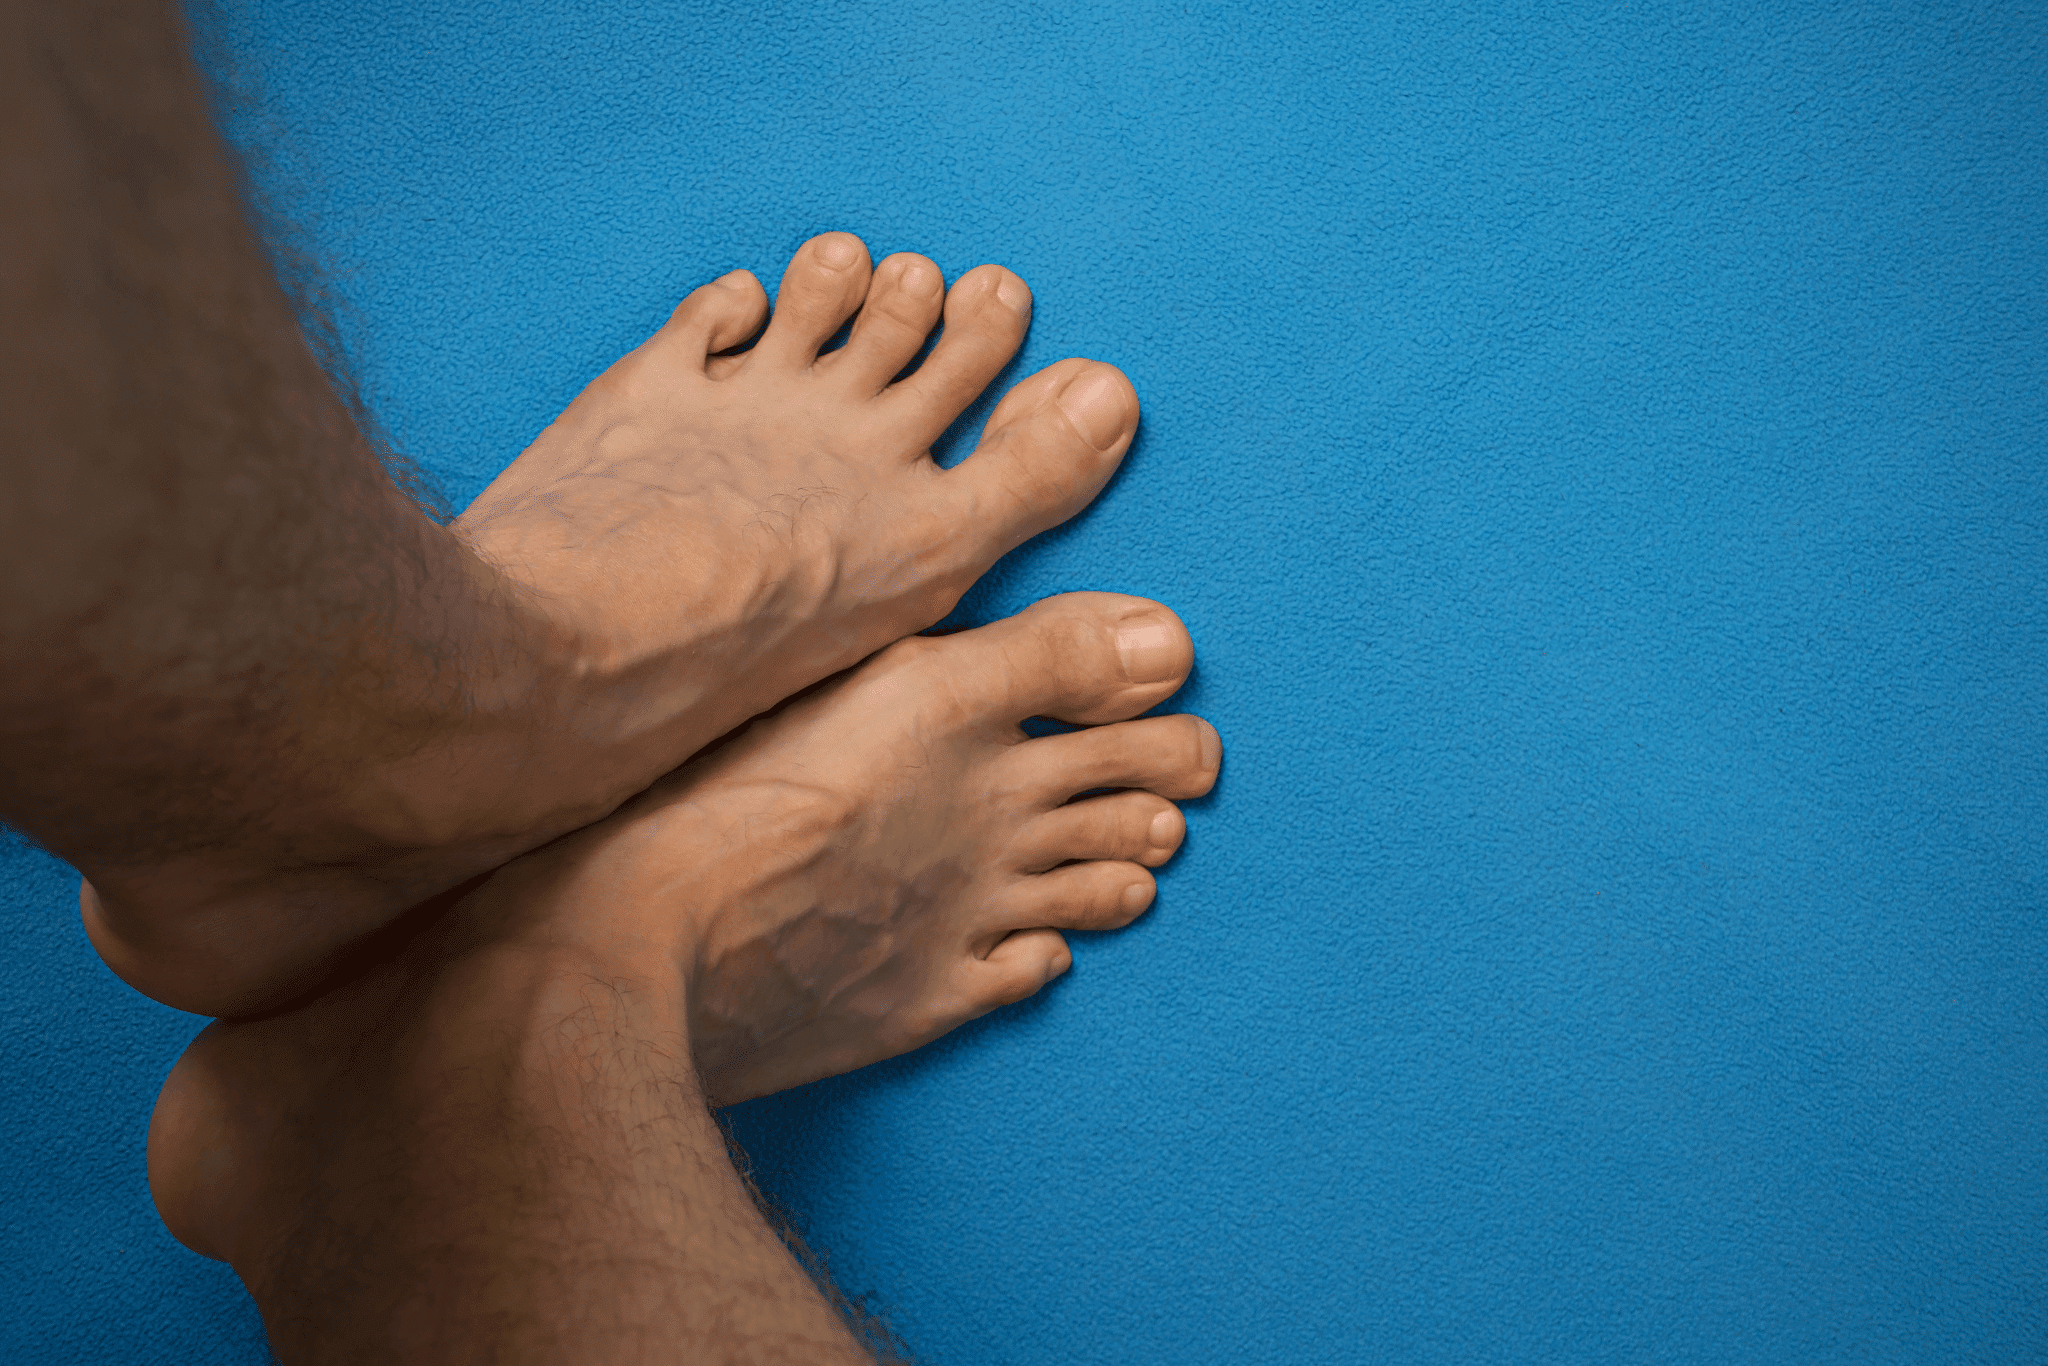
[652,269,769,370]
[991,862,1157,943]
[938,359,1139,555]
[1012,791,1184,872]
[970,927,1073,1004]
[915,590,1193,725]
[1006,713,1222,804]
[822,252,946,395]
[750,231,873,370]
[874,264,1033,446]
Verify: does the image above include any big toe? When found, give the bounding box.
[941,359,1139,559]
[906,591,1192,726]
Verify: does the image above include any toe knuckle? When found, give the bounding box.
[877,292,935,328]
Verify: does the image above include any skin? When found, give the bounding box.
[149,593,1220,1362]
[3,0,1140,1019]
[5,1,1215,1357]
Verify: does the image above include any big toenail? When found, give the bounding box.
[1116,619,1181,683]
[1122,883,1153,913]
[1148,809,1179,847]
[995,273,1031,313]
[814,235,861,270]
[1055,368,1133,451]
[900,262,941,297]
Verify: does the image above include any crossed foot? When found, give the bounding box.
[142,236,1217,1356]
[460,230,1143,797]
[85,231,1140,1021]
[150,593,1220,1279]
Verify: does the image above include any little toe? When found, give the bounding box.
[750,231,874,370]
[823,253,946,395]
[874,264,1033,447]
[940,358,1139,555]
[651,270,769,370]
[1013,791,1185,872]
[971,928,1073,1006]
[1008,713,1222,805]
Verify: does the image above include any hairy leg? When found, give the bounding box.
[153,939,876,1365]
[150,593,1218,1357]
[2,1,1137,1016]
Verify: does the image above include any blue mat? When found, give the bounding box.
[3,1,2043,1360]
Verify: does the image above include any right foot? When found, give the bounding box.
[149,592,1220,1281]
[622,591,1221,1104]
[461,231,1142,791]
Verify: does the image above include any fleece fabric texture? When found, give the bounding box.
[3,1,2044,1361]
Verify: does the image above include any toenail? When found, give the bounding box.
[1116,617,1183,684]
[813,235,862,270]
[1148,809,1179,847]
[994,273,1031,313]
[716,269,754,289]
[1122,883,1153,913]
[1055,368,1134,451]
[1197,720,1223,772]
[899,262,941,298]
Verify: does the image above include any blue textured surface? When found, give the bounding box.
[4,1,2045,1360]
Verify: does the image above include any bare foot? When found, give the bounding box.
[83,233,1140,1019]
[528,590,1219,1104]
[458,232,1142,804]
[149,592,1218,1285]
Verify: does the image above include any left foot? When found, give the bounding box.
[83,233,1143,1020]
[459,232,1143,777]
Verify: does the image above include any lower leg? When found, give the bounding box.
[153,922,872,1363]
